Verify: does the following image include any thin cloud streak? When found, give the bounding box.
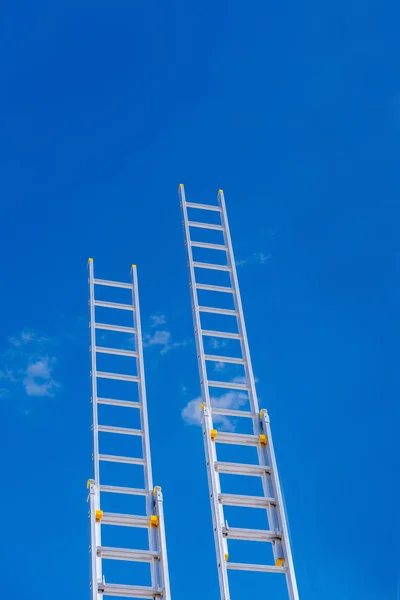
[236,252,271,267]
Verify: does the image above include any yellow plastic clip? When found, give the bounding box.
[224,553,229,562]
[210,429,218,441]
[149,515,159,528]
[87,479,92,489]
[259,434,268,446]
[88,257,93,263]
[218,189,223,193]
[95,510,103,522]
[179,183,184,187]
[131,264,136,269]
[153,486,162,496]
[200,402,204,412]
[259,409,266,418]
[276,557,285,567]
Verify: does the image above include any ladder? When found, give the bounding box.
[88,259,171,599]
[179,185,299,600]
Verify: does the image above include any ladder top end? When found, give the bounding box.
[179,183,184,186]
[88,257,93,263]
[218,189,223,193]
[131,264,136,269]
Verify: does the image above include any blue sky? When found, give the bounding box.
[0,1,399,598]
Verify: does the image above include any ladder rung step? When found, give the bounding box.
[227,562,287,574]
[97,371,139,382]
[205,354,244,364]
[100,485,147,496]
[99,454,144,465]
[208,380,248,391]
[100,584,162,598]
[215,461,271,476]
[101,512,150,528]
[196,283,233,293]
[97,398,141,409]
[95,323,136,333]
[93,278,132,290]
[212,407,253,418]
[95,347,138,357]
[202,330,241,340]
[100,583,163,598]
[94,300,134,311]
[224,527,280,542]
[98,425,143,436]
[188,220,224,231]
[199,307,237,316]
[98,547,159,563]
[186,201,221,212]
[193,261,231,272]
[215,431,260,446]
[191,241,226,251]
[219,493,276,508]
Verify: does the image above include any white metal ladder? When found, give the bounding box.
[88,259,171,599]
[179,185,299,600]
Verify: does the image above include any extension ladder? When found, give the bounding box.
[88,259,171,599]
[179,185,299,600]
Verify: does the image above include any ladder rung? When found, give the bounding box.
[97,398,141,409]
[98,425,143,436]
[93,278,132,290]
[227,562,287,574]
[186,201,221,212]
[219,493,276,508]
[101,512,150,528]
[94,300,134,311]
[202,330,241,340]
[100,583,163,598]
[97,547,159,563]
[205,354,244,364]
[188,220,224,231]
[196,283,233,293]
[199,307,237,316]
[224,527,280,542]
[100,485,147,496]
[214,431,260,446]
[212,408,253,418]
[208,380,248,391]
[97,371,139,382]
[193,261,231,272]
[215,461,271,476]
[191,241,226,251]
[95,323,136,333]
[95,347,138,357]
[99,454,144,465]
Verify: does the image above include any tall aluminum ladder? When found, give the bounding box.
[88,259,171,600]
[179,185,299,600]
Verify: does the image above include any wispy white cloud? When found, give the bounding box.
[214,361,225,372]
[144,330,188,355]
[236,252,272,267]
[210,338,228,349]
[0,330,58,399]
[181,389,248,431]
[23,357,58,397]
[149,314,167,328]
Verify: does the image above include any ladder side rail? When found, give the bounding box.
[217,192,277,545]
[130,265,160,591]
[179,185,231,600]
[153,486,171,600]
[88,259,103,597]
[131,266,171,598]
[131,265,154,493]
[217,190,260,420]
[262,411,300,600]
